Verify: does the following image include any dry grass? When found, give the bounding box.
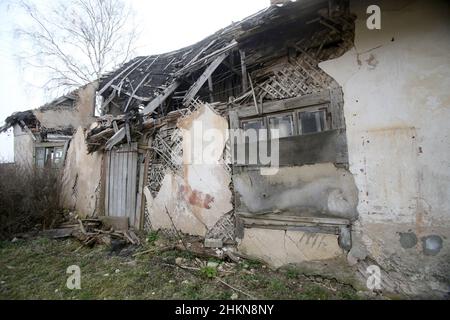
[0,163,63,239]
[0,235,363,300]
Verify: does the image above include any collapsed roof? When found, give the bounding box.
[97,0,354,117]
[0,90,78,134]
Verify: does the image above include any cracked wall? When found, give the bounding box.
[61,127,103,217]
[33,83,97,130]
[234,163,358,220]
[145,104,233,236]
[12,125,34,168]
[238,228,343,268]
[319,0,450,297]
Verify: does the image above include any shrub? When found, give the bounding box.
[200,266,218,279]
[147,230,159,245]
[0,163,63,239]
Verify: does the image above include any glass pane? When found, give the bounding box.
[36,159,45,168]
[299,110,325,134]
[268,114,294,138]
[35,147,45,168]
[242,119,263,131]
[53,147,64,166]
[242,119,265,141]
[44,147,55,167]
[35,147,45,160]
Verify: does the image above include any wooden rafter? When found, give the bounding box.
[183,51,230,105]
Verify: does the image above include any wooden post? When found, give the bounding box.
[239,50,248,93]
[183,52,229,105]
[208,76,214,102]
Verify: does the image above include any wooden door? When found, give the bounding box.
[105,143,139,227]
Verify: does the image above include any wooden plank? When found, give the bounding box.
[182,39,217,71]
[228,111,239,130]
[142,80,180,115]
[130,145,138,227]
[112,121,119,133]
[108,150,115,216]
[105,127,125,150]
[135,160,145,230]
[234,129,348,166]
[114,150,119,217]
[248,73,259,114]
[125,122,131,144]
[98,58,146,95]
[237,212,350,226]
[126,145,133,225]
[183,51,230,105]
[123,55,160,112]
[234,90,330,118]
[240,50,248,92]
[120,146,127,217]
[116,148,123,217]
[241,223,338,235]
[330,87,345,129]
[175,40,237,77]
[208,76,214,102]
[19,121,36,141]
[104,151,110,216]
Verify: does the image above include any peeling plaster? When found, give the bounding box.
[238,228,344,268]
[319,0,450,296]
[61,127,103,217]
[145,104,233,236]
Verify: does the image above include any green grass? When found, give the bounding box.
[199,266,218,279]
[0,237,362,300]
[146,231,159,246]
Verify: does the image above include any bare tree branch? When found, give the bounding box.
[15,0,139,97]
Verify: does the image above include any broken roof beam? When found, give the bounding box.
[19,120,37,141]
[97,58,144,95]
[175,40,238,77]
[183,51,230,105]
[105,127,126,150]
[141,80,181,115]
[182,39,218,71]
[123,56,160,112]
[239,50,248,92]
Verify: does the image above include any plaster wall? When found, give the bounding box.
[33,83,97,130]
[13,125,34,169]
[238,228,344,268]
[61,127,103,217]
[319,0,450,296]
[145,105,233,236]
[234,163,358,219]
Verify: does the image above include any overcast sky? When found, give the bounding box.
[0,0,269,162]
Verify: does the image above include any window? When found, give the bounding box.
[35,147,45,168]
[53,147,64,166]
[35,146,64,168]
[241,118,266,142]
[298,109,326,134]
[268,113,294,138]
[241,105,329,139]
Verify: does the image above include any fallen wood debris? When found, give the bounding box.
[72,218,141,247]
[14,217,141,248]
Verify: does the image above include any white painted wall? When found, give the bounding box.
[61,127,103,217]
[12,125,34,168]
[320,0,450,296]
[321,0,450,226]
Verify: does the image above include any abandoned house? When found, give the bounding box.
[1,0,449,297]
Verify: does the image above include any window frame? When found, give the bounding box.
[267,111,297,139]
[35,144,66,168]
[239,103,330,139]
[296,107,329,135]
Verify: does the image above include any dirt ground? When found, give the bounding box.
[0,233,377,300]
